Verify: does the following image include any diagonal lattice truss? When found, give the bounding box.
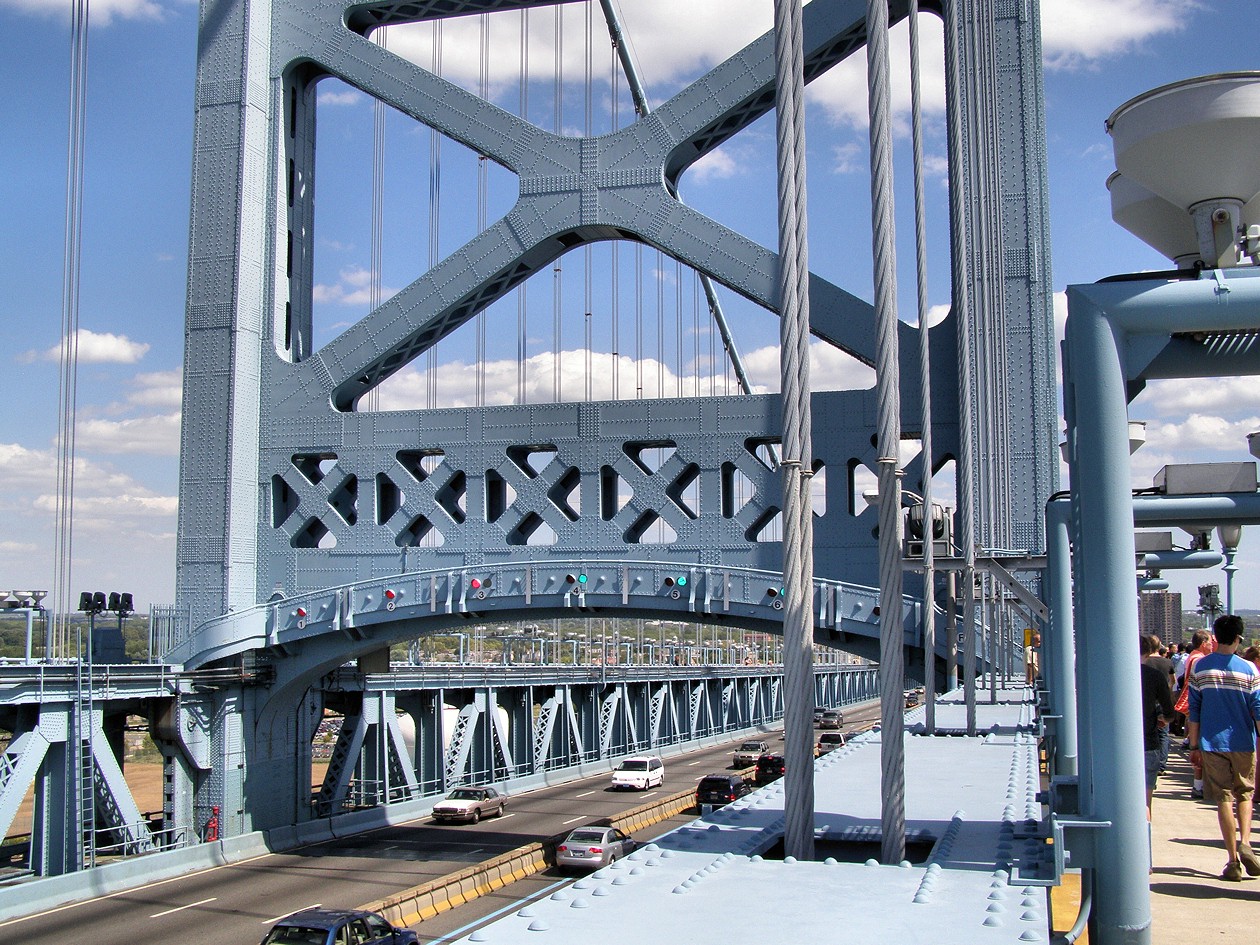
[180,0,959,629]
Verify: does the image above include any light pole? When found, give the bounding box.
[1217,523,1243,615]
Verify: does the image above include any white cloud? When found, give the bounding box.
[1140,414,1260,456]
[1039,0,1194,72]
[313,267,398,307]
[123,370,183,410]
[742,339,874,394]
[1135,377,1260,418]
[0,0,164,26]
[77,413,182,456]
[831,142,864,175]
[39,328,150,365]
[318,86,364,107]
[687,148,739,184]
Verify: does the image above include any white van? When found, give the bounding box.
[610,756,665,790]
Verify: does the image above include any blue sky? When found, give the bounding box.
[1,0,1258,618]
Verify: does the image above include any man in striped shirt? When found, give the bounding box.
[1188,613,1260,883]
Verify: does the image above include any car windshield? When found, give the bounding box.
[739,742,761,751]
[262,925,328,945]
[568,829,606,843]
[617,760,648,771]
[447,789,481,800]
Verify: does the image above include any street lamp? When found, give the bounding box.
[1217,523,1243,615]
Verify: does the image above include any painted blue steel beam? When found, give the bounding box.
[1063,267,1260,945]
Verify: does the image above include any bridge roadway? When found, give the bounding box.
[0,702,880,945]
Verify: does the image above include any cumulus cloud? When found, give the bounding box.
[1139,414,1260,456]
[1135,376,1260,418]
[37,328,151,365]
[123,370,183,411]
[313,267,399,307]
[1040,0,1194,72]
[76,413,182,456]
[0,0,164,26]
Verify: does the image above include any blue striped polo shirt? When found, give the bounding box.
[1188,652,1260,753]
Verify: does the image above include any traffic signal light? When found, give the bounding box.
[663,575,688,588]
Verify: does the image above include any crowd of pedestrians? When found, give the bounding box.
[1150,615,1260,883]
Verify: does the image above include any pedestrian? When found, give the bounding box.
[1144,634,1174,774]
[1187,614,1260,882]
[1025,631,1041,686]
[1175,629,1213,793]
[1141,633,1174,818]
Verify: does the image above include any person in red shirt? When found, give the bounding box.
[1175,629,1214,797]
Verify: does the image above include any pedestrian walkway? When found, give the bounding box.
[1149,744,1258,942]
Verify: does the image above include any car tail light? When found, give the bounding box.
[725,792,735,800]
[588,847,602,854]
[557,845,567,852]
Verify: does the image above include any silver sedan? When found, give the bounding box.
[555,826,638,870]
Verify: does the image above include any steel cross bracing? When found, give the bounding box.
[177,0,975,644]
[157,0,1052,876]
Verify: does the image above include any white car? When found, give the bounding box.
[610,756,664,790]
[431,786,506,823]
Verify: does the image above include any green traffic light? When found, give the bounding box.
[676,575,687,587]
[578,573,588,584]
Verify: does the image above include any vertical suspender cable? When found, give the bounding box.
[772,0,816,863]
[53,0,91,660]
[427,21,443,410]
[944,0,978,733]
[908,2,936,732]
[656,250,664,397]
[368,28,387,414]
[517,9,529,404]
[596,0,759,400]
[865,0,907,864]
[552,6,563,403]
[676,258,683,397]
[610,35,620,400]
[584,0,593,402]
[477,14,489,407]
[635,244,643,397]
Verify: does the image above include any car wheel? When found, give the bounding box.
[471,809,481,824]
[497,803,506,817]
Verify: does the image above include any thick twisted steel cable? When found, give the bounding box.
[908,2,936,732]
[865,0,907,866]
[772,0,816,863]
[943,0,978,733]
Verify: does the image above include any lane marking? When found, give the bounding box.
[687,760,704,766]
[561,816,587,825]
[497,812,516,820]
[574,790,596,798]
[0,851,277,929]
[262,904,322,925]
[150,897,217,919]
[642,792,658,798]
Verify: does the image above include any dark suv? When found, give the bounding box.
[696,773,752,808]
[753,753,785,785]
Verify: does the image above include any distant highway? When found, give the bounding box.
[0,701,881,945]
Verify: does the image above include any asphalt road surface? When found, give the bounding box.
[0,701,881,945]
